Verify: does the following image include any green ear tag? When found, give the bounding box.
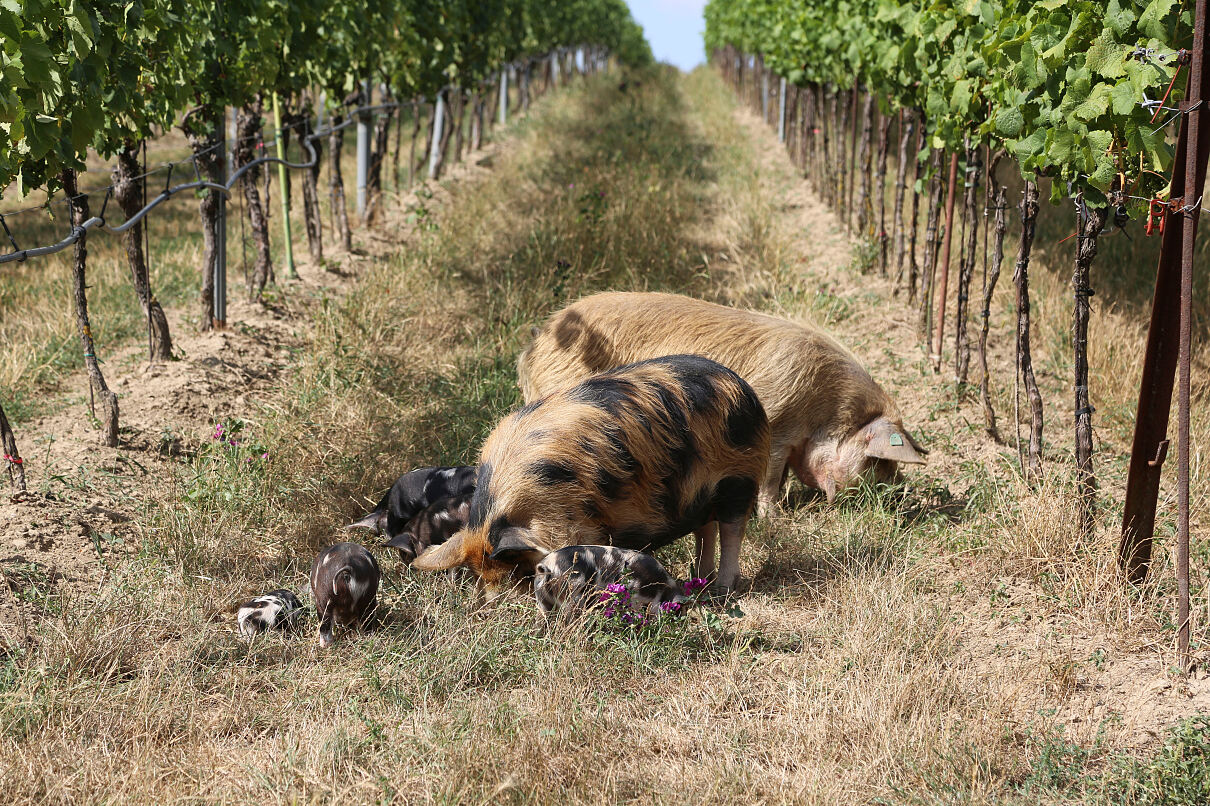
[890,433,904,447]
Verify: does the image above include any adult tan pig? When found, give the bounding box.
[517,291,926,510]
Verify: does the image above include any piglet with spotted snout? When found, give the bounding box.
[347,466,476,545]
[236,589,304,641]
[311,542,380,649]
[534,545,687,615]
[384,493,473,565]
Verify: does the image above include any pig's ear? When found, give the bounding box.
[345,511,384,532]
[863,418,927,464]
[489,527,549,564]
[413,532,468,571]
[384,532,415,549]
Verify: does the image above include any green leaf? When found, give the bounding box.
[1074,83,1112,121]
[1139,0,1178,40]
[1085,33,1126,79]
[1110,82,1137,115]
[1011,128,1047,163]
[1105,0,1137,37]
[994,106,1024,137]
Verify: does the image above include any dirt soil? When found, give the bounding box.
[0,143,504,637]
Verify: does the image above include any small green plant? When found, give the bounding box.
[1103,715,1210,806]
[1017,722,1102,797]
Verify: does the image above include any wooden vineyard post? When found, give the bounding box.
[847,86,859,229]
[113,142,173,362]
[1073,200,1108,544]
[906,119,925,303]
[954,139,980,384]
[931,151,959,372]
[1014,180,1044,482]
[63,169,120,448]
[0,402,25,492]
[979,151,1007,442]
[271,93,297,277]
[918,148,944,336]
[330,110,354,253]
[299,106,325,266]
[892,108,912,289]
[856,92,874,238]
[181,104,224,331]
[875,109,890,275]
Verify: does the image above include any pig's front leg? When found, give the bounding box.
[716,518,746,594]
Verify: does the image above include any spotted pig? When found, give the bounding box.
[236,589,304,640]
[413,354,770,595]
[310,542,380,649]
[385,493,473,564]
[533,545,686,614]
[517,292,927,510]
[347,465,476,539]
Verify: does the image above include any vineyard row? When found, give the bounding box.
[706,0,1210,668]
[1,0,651,501]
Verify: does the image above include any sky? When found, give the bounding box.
[625,0,708,72]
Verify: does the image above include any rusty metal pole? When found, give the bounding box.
[932,151,960,372]
[1120,5,1210,586]
[1177,0,1207,670]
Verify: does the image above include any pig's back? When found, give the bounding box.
[519,291,893,438]
[480,354,769,552]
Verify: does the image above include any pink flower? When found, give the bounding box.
[660,601,682,614]
[605,582,627,595]
[684,578,708,594]
[212,424,224,440]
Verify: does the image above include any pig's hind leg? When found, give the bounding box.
[756,443,792,516]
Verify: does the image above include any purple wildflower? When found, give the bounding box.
[605,582,627,595]
[684,578,709,595]
[213,424,224,440]
[660,601,682,614]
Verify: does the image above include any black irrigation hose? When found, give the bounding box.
[0,103,400,265]
[0,46,607,267]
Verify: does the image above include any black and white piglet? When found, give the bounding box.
[347,466,477,540]
[533,545,688,614]
[236,589,304,640]
[311,542,380,649]
[385,493,473,565]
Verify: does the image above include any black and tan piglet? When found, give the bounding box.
[385,493,473,564]
[534,545,686,614]
[311,542,380,648]
[413,354,770,595]
[347,465,476,539]
[236,589,304,640]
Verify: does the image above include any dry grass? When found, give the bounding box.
[1,66,1209,804]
